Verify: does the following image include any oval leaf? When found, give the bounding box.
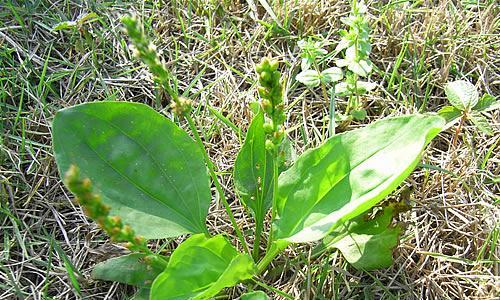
[355,80,377,94]
[350,108,367,121]
[150,234,256,300]
[273,115,444,243]
[473,94,498,112]
[348,59,372,77]
[334,82,349,96]
[437,105,462,122]
[234,110,274,223]
[445,80,479,110]
[323,206,402,270]
[296,70,321,88]
[470,112,494,136]
[52,102,210,239]
[321,67,343,84]
[92,254,164,287]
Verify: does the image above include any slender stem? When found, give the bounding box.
[451,113,466,148]
[185,115,251,255]
[320,82,330,139]
[252,218,263,261]
[312,60,331,139]
[266,152,280,252]
[345,94,353,115]
[354,74,360,110]
[257,240,290,273]
[353,28,360,111]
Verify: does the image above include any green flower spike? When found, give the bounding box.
[64,165,149,253]
[256,58,286,151]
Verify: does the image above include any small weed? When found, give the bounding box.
[438,79,498,146]
[295,0,377,136]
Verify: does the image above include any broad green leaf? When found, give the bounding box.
[445,80,479,110]
[92,254,164,287]
[296,70,321,87]
[336,59,350,68]
[470,113,494,136]
[321,67,343,84]
[298,39,328,56]
[358,41,372,56]
[351,108,367,121]
[438,105,462,122]
[241,291,270,300]
[323,206,402,270]
[301,57,313,71]
[348,59,372,77]
[334,82,349,96]
[345,45,357,61]
[355,81,377,93]
[150,234,256,300]
[437,106,462,131]
[52,102,210,238]
[473,94,499,112]
[273,115,444,243]
[234,110,273,223]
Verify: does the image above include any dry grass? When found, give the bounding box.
[0,0,498,299]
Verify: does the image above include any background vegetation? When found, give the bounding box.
[1,0,498,299]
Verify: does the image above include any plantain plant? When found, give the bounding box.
[51,16,445,299]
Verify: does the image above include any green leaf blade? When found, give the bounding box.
[438,105,462,122]
[274,115,444,243]
[320,67,343,84]
[350,109,367,121]
[234,110,273,223]
[473,94,498,112]
[470,113,494,136]
[92,254,164,287]
[324,206,402,270]
[52,102,211,239]
[348,59,372,77]
[296,70,321,87]
[445,80,479,110]
[150,234,256,300]
[355,80,377,94]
